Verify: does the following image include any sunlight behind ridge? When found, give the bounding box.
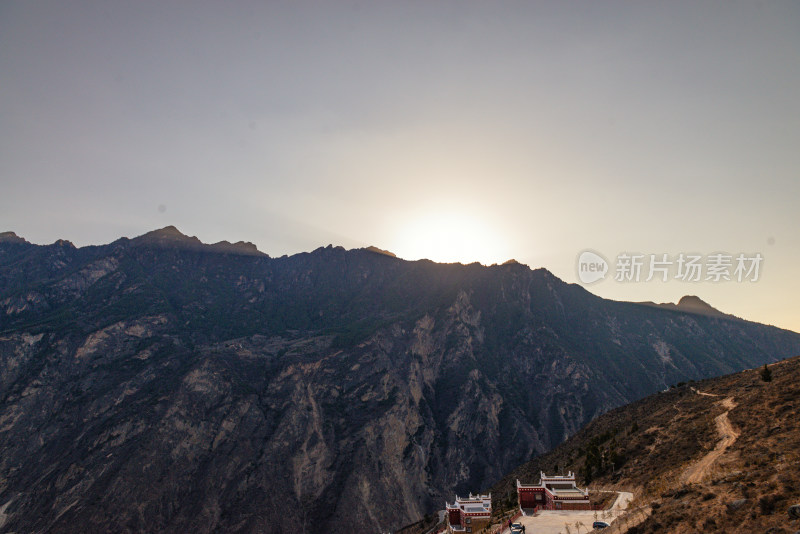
[390,211,512,265]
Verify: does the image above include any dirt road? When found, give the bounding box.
[681,395,739,485]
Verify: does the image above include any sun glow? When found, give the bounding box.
[390,211,512,265]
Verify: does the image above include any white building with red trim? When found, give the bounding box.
[445,493,492,533]
[517,472,590,511]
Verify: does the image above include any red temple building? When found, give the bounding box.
[517,472,590,512]
[445,493,492,533]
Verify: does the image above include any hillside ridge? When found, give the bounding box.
[489,356,800,534]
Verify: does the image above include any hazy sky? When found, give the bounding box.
[1,1,799,332]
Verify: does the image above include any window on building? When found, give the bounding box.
[465,518,471,524]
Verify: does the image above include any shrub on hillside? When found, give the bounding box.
[760,364,772,382]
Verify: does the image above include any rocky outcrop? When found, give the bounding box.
[0,232,27,244]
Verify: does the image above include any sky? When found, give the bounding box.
[1,1,799,333]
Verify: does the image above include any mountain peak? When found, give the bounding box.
[637,295,729,319]
[676,295,724,316]
[132,226,203,247]
[129,227,266,256]
[145,225,194,240]
[53,239,76,248]
[154,225,182,235]
[0,231,28,244]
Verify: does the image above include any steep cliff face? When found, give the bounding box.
[1,227,799,533]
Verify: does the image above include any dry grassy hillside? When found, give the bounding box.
[491,355,800,533]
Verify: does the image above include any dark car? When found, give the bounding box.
[593,521,610,529]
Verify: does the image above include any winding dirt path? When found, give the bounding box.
[681,394,739,485]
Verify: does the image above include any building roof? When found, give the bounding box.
[516,472,589,501]
[446,493,492,514]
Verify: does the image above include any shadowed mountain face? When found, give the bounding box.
[1,227,799,533]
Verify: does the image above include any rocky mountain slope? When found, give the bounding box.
[491,356,800,533]
[1,227,799,533]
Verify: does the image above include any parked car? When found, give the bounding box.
[592,521,610,529]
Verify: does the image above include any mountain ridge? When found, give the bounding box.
[0,226,776,326]
[0,227,798,533]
